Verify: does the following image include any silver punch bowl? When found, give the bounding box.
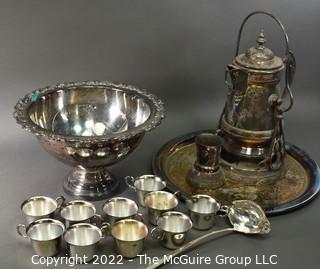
[14,81,165,200]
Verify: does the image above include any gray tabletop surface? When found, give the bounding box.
[0,1,319,268]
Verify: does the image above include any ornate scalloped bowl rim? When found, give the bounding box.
[13,81,165,143]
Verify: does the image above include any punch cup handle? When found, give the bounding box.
[55,196,65,209]
[216,204,230,217]
[100,222,111,238]
[173,191,190,203]
[174,191,203,204]
[91,214,103,227]
[134,213,144,223]
[17,224,28,238]
[150,227,163,241]
[125,176,136,190]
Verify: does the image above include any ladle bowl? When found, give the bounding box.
[141,199,271,269]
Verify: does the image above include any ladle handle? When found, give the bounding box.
[235,11,295,112]
[140,228,234,269]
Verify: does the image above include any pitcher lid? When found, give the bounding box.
[234,31,283,70]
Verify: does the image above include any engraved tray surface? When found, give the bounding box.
[152,130,320,215]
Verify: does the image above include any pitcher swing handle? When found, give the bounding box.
[234,11,296,113]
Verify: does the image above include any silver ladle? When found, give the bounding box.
[140,200,271,269]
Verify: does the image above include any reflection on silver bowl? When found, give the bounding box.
[14,81,165,200]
